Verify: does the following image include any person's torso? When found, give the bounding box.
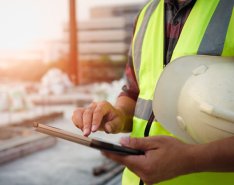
[123,0,234,184]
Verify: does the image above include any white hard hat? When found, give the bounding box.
[153,55,234,144]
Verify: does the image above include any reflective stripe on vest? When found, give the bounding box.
[123,0,234,185]
[198,0,234,55]
[134,98,152,120]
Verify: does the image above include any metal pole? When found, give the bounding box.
[69,0,78,84]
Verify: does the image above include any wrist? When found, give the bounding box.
[115,106,133,132]
[186,143,213,173]
[175,143,200,175]
[182,136,234,174]
[185,144,201,173]
[114,96,136,133]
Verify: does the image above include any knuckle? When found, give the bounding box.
[73,107,83,114]
[84,107,93,115]
[92,116,101,126]
[73,109,84,118]
[73,109,83,118]
[130,138,138,146]
[94,108,103,116]
[158,136,169,143]
[88,102,96,108]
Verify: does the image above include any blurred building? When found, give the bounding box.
[64,3,144,84]
[0,3,145,84]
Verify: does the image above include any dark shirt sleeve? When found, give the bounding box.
[119,50,139,101]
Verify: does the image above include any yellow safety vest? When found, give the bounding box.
[122,0,234,184]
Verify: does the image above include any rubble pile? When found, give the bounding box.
[39,68,73,95]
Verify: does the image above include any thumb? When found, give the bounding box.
[120,137,154,150]
[104,120,123,134]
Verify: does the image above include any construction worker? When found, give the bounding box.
[72,0,234,184]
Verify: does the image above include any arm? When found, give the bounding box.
[190,136,234,172]
[72,42,139,136]
[114,95,136,133]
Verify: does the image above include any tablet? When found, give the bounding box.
[33,122,144,155]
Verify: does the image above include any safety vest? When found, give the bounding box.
[122,0,234,184]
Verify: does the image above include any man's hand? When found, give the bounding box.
[71,96,136,136]
[72,101,126,136]
[103,136,194,185]
[103,136,234,184]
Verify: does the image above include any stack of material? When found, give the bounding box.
[77,3,143,84]
[0,111,63,165]
[0,127,56,165]
[39,68,73,96]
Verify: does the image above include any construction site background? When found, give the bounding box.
[0,1,145,185]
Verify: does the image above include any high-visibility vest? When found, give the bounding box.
[122,0,234,184]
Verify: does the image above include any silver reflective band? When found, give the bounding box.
[198,0,234,55]
[133,0,160,82]
[135,98,152,120]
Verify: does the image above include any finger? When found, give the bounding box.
[104,122,113,134]
[120,137,160,150]
[72,108,85,130]
[104,119,121,134]
[82,103,97,136]
[102,151,146,172]
[92,101,112,132]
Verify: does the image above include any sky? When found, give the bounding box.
[0,0,145,52]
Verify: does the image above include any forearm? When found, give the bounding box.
[189,136,234,173]
[115,96,136,133]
